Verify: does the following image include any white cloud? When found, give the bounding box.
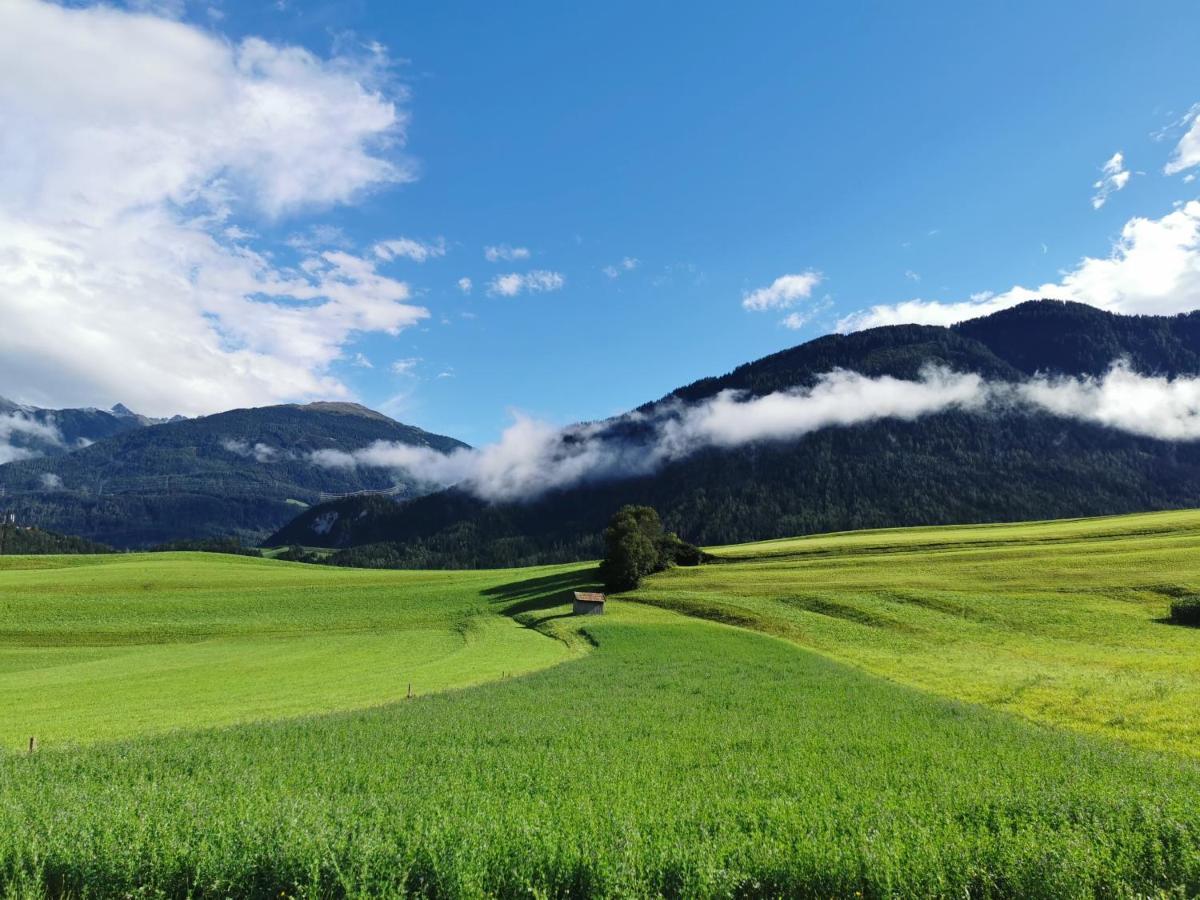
[391,357,420,376]
[220,438,280,462]
[351,352,374,368]
[373,236,446,263]
[1015,361,1200,441]
[839,201,1200,331]
[1092,151,1131,209]
[40,472,62,489]
[457,277,473,294]
[483,244,530,263]
[742,271,823,311]
[1166,106,1200,176]
[313,361,1200,503]
[780,312,809,330]
[487,270,565,297]
[0,412,64,465]
[603,256,639,279]
[285,224,350,252]
[314,367,985,502]
[905,270,921,282]
[0,0,426,417]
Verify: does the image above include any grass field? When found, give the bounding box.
[635,508,1200,756]
[0,553,588,747]
[3,511,1200,896]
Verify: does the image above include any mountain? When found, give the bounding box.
[0,402,467,548]
[268,300,1200,567]
[0,397,161,462]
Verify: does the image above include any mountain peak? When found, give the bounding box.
[297,401,398,424]
[110,403,138,418]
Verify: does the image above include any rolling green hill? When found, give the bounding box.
[4,511,1200,895]
[0,402,467,548]
[0,552,581,746]
[271,301,1200,567]
[635,507,1200,756]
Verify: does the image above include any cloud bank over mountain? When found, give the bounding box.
[313,361,1200,502]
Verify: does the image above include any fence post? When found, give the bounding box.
[28,736,37,754]
[407,683,413,699]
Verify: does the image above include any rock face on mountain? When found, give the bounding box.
[0,402,467,548]
[269,301,1200,568]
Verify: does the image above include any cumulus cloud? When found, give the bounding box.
[487,270,565,297]
[0,412,65,465]
[1092,151,1131,209]
[742,271,823,311]
[0,0,426,416]
[839,201,1200,331]
[457,277,473,294]
[373,236,446,263]
[484,244,530,263]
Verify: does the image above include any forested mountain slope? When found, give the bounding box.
[270,301,1200,567]
[0,402,467,548]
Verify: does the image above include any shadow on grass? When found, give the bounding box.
[483,567,604,617]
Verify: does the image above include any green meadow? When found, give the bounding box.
[637,508,1200,756]
[3,510,1200,896]
[0,553,585,747]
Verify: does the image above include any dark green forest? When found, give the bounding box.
[0,524,112,555]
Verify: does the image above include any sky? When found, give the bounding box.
[2,1,1200,445]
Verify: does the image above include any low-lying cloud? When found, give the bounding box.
[221,438,281,462]
[0,412,64,465]
[312,361,1200,504]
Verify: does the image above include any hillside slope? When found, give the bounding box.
[270,301,1200,565]
[0,402,467,547]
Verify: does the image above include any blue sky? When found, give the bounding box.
[5,1,1200,443]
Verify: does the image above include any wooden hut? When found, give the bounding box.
[572,591,606,616]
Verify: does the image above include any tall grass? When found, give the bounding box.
[3,608,1200,897]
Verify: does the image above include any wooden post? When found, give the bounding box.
[27,736,36,754]
[407,683,413,699]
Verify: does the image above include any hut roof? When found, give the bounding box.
[573,591,606,604]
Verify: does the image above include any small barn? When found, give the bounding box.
[573,591,606,616]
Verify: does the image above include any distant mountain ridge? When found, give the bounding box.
[0,401,467,548]
[268,300,1200,567]
[0,397,170,460]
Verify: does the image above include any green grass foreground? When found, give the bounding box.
[4,511,1200,896]
[4,605,1200,898]
[637,508,1200,756]
[0,553,587,747]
